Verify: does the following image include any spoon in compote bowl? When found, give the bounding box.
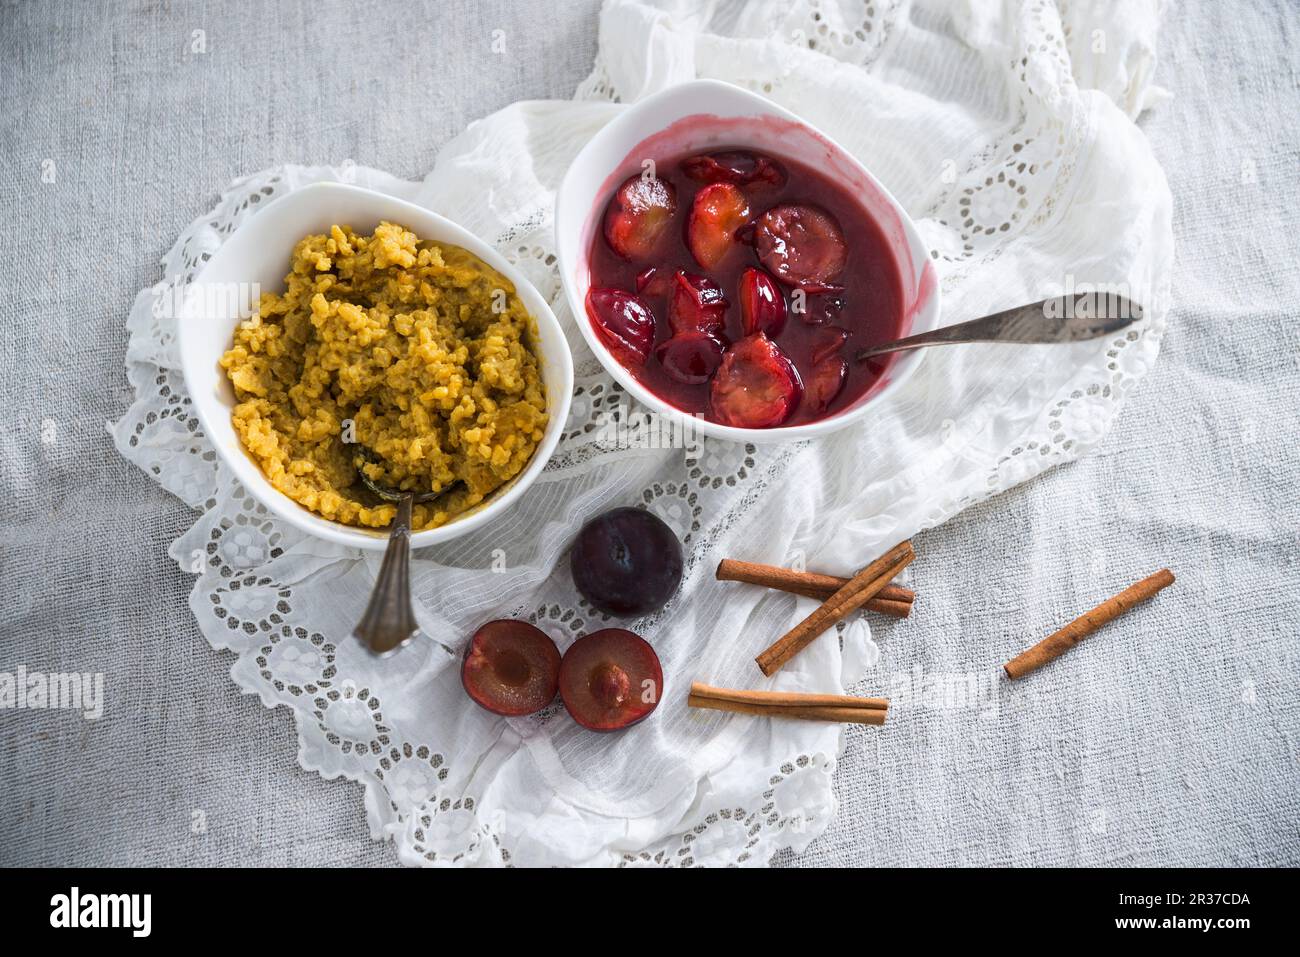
[350,451,461,656]
[855,291,1143,361]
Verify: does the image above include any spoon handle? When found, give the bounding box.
[855,293,1143,361]
[352,494,419,656]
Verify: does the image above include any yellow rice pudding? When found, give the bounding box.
[220,222,548,531]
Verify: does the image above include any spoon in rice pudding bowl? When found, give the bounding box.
[348,458,464,655]
[178,183,574,655]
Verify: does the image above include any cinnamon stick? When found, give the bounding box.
[755,540,914,676]
[687,693,887,725]
[689,682,887,712]
[1003,569,1175,680]
[716,558,914,617]
[868,599,915,619]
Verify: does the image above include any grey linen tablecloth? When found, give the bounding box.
[1,0,1296,867]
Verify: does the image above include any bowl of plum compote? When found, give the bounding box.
[555,80,939,443]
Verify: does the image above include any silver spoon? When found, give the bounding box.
[350,452,460,656]
[855,291,1143,361]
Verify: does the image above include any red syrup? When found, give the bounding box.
[586,146,905,428]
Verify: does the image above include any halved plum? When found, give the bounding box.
[680,151,786,189]
[655,331,725,385]
[586,287,656,366]
[710,333,802,429]
[462,620,561,717]
[754,203,847,288]
[809,325,850,363]
[603,173,677,260]
[687,182,751,270]
[559,628,663,731]
[738,267,786,337]
[668,270,728,335]
[804,356,848,413]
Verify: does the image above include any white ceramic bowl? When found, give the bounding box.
[555,79,939,444]
[178,181,574,551]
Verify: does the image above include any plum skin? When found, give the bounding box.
[569,507,683,617]
[585,287,656,366]
[739,266,787,337]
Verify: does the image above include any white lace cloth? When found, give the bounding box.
[111,0,1172,866]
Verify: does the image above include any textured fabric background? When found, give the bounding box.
[1,0,1296,867]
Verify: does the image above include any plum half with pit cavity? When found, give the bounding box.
[559,628,664,731]
[570,506,683,617]
[754,203,847,288]
[462,620,561,717]
[603,174,677,260]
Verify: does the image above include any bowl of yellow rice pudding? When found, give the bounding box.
[178,182,574,550]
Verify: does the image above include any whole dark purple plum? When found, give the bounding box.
[569,507,683,617]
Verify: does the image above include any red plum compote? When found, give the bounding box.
[585,146,904,428]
